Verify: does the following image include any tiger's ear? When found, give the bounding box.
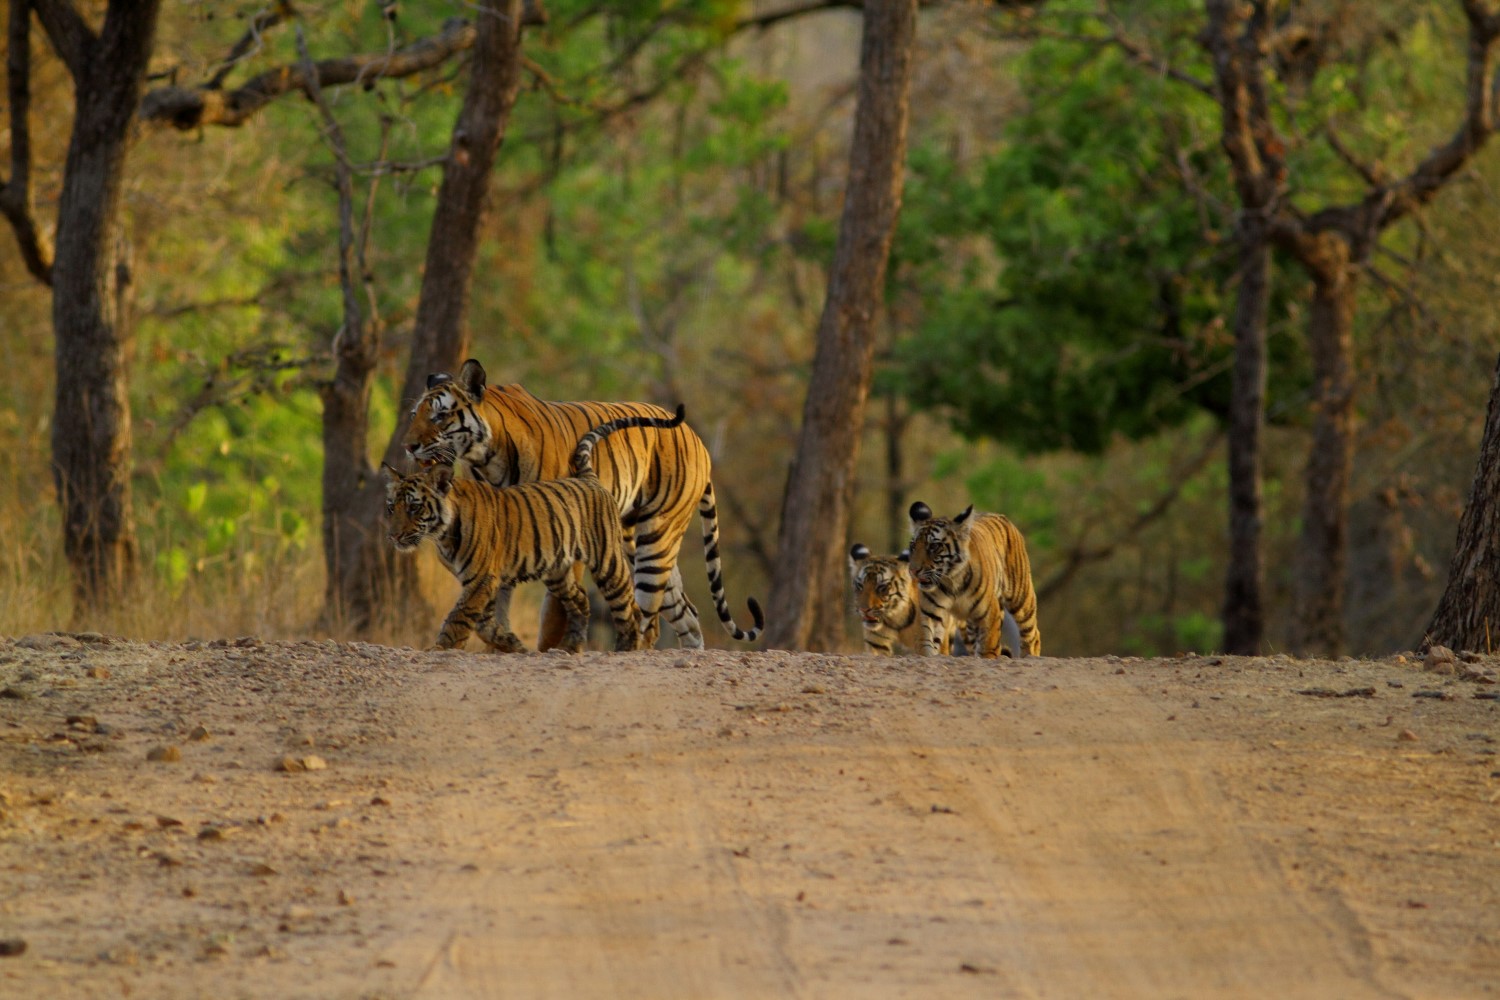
[430,464,455,496]
[380,462,402,484]
[898,549,911,563]
[909,501,932,524]
[425,372,453,390]
[849,543,869,581]
[458,358,487,398]
[954,504,974,524]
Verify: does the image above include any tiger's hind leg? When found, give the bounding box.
[973,604,1007,659]
[653,567,703,648]
[590,542,646,652]
[535,563,586,652]
[1005,585,1042,657]
[541,569,592,654]
[633,550,703,650]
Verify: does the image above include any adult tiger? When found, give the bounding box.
[906,502,1041,658]
[382,408,692,653]
[849,543,1020,656]
[403,359,761,649]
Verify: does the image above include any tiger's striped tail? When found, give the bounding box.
[699,481,765,642]
[570,403,686,478]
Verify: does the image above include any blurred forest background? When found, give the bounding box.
[3,0,1499,656]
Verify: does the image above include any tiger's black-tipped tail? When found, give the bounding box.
[571,403,686,478]
[699,481,764,642]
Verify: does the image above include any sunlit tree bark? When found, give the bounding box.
[23,0,162,614]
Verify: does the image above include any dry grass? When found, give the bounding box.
[0,511,553,649]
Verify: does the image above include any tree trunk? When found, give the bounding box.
[47,1,162,613]
[1292,241,1357,656]
[304,28,389,635]
[325,0,525,633]
[883,391,909,554]
[1424,351,1500,653]
[763,0,916,651]
[1221,222,1270,654]
[320,359,385,632]
[384,0,525,437]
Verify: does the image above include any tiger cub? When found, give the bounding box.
[849,544,1020,656]
[907,502,1041,658]
[383,407,687,653]
[849,544,944,655]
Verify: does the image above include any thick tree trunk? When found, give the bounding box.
[384,0,525,436]
[1293,245,1357,656]
[1425,351,1500,653]
[763,0,916,651]
[320,364,386,632]
[1221,224,1270,654]
[47,1,161,613]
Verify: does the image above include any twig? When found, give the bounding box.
[0,0,53,284]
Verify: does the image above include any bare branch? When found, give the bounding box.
[1037,427,1224,601]
[1372,0,1500,230]
[142,2,548,131]
[1,0,53,284]
[206,2,296,90]
[1095,9,1213,96]
[296,24,378,376]
[740,0,862,33]
[1323,121,1386,188]
[30,0,95,82]
[1201,0,1287,213]
[142,17,479,130]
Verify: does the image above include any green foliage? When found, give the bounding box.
[1124,610,1222,657]
[934,448,1059,553]
[888,29,1239,454]
[467,19,796,398]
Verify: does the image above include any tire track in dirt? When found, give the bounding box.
[372,658,805,999]
[860,659,1398,998]
[332,651,1462,999]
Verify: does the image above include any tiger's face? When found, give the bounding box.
[402,360,490,468]
[382,463,453,551]
[849,544,915,628]
[907,502,974,592]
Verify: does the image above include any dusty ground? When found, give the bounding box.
[0,633,1497,999]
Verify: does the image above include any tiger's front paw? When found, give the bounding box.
[485,633,528,654]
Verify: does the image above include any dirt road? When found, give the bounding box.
[1,635,1497,998]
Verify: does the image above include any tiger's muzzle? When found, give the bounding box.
[913,569,941,591]
[405,442,455,470]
